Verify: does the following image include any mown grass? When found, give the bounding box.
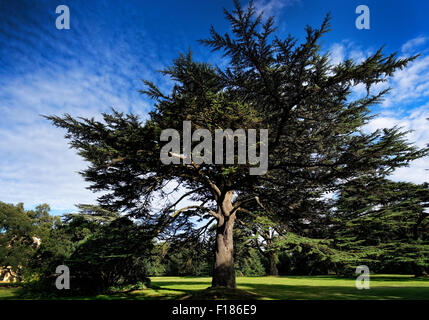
[1,275,428,300]
[0,282,23,299]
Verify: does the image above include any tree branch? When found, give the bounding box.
[169,152,221,199]
[163,187,204,213]
[168,205,220,221]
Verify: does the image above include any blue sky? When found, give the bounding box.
[1,0,428,214]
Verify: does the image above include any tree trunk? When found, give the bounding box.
[212,191,236,288]
[412,263,428,278]
[267,251,279,276]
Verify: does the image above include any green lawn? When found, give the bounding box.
[1,275,428,300]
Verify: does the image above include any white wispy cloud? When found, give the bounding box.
[0,66,152,211]
[329,42,346,65]
[0,124,98,210]
[0,2,184,212]
[252,0,299,17]
[0,46,157,212]
[401,36,429,54]
[363,105,429,184]
[382,55,429,107]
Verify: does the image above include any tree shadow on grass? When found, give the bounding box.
[236,282,429,300]
[364,275,429,282]
[104,281,260,300]
[0,287,23,300]
[264,275,429,282]
[3,278,427,300]
[139,280,429,300]
[102,283,196,300]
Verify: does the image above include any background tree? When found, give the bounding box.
[46,1,427,288]
[31,205,153,295]
[330,177,429,276]
[236,183,331,276]
[161,235,212,277]
[0,202,59,281]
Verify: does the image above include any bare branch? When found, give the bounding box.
[163,187,204,213]
[106,156,127,168]
[170,205,219,219]
[230,196,261,216]
[169,152,221,198]
[235,207,252,214]
[196,217,216,237]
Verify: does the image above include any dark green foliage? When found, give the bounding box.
[0,202,59,281]
[142,244,167,276]
[331,178,429,276]
[236,248,265,276]
[65,217,152,294]
[30,206,153,295]
[232,223,266,276]
[161,237,212,276]
[164,247,211,276]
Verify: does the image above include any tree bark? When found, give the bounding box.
[212,191,236,288]
[412,263,428,278]
[267,251,279,276]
